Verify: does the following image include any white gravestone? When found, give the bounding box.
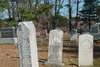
[79,33,93,67]
[17,21,39,67]
[48,29,63,66]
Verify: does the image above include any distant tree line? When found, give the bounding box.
[0,0,68,30]
[0,0,100,32]
[79,0,99,30]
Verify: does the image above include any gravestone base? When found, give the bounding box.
[47,63,64,67]
[79,66,93,67]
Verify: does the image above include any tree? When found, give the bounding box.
[0,0,68,29]
[68,0,72,31]
[51,0,65,29]
[96,0,100,22]
[79,0,97,30]
[0,0,9,11]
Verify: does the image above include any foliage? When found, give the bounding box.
[0,0,68,28]
[53,14,68,27]
[18,3,53,21]
[7,19,17,27]
[96,0,100,16]
[34,4,53,15]
[19,8,34,21]
[0,0,9,11]
[79,0,97,21]
[96,6,100,16]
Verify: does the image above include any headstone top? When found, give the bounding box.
[18,21,35,29]
[79,33,93,38]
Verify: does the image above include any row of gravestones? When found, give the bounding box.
[17,21,93,67]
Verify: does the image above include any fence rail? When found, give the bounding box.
[0,27,16,38]
[0,27,17,44]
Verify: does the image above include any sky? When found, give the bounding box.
[0,9,9,20]
[0,0,84,20]
[60,0,84,17]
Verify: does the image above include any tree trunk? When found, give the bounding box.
[68,0,72,32]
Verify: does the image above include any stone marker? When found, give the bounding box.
[48,29,63,67]
[79,33,93,67]
[17,21,39,67]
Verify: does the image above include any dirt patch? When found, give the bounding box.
[0,45,19,67]
[0,42,100,67]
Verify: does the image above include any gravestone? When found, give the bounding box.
[48,29,63,67]
[17,21,39,67]
[79,33,93,67]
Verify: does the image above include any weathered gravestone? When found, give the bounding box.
[79,33,93,67]
[17,21,39,67]
[48,29,63,67]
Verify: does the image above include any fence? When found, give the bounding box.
[0,27,17,44]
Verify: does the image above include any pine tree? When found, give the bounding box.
[96,0,100,16]
[79,0,97,30]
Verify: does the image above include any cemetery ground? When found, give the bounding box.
[0,33,100,67]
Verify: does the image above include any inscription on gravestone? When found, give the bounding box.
[79,33,93,67]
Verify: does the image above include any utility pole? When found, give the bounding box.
[53,0,57,29]
[68,0,72,32]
